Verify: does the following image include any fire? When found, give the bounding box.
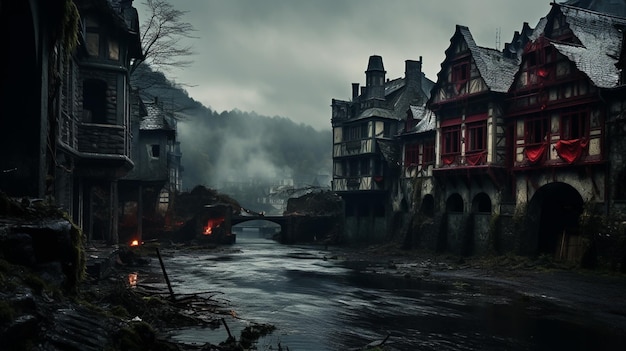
[203,217,225,235]
[128,273,138,288]
[130,239,140,246]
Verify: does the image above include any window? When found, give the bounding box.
[108,40,119,60]
[525,117,549,145]
[344,124,369,141]
[442,126,461,155]
[452,62,469,83]
[151,144,161,158]
[466,121,487,153]
[520,45,555,88]
[85,17,120,61]
[561,110,588,140]
[86,32,99,56]
[404,143,419,168]
[83,79,107,123]
[422,139,435,166]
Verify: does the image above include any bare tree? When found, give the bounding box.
[130,0,196,76]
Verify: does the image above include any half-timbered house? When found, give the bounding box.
[506,4,626,259]
[331,56,433,242]
[427,25,518,255]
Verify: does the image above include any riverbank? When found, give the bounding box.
[327,242,626,340]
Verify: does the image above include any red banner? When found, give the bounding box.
[524,143,548,163]
[555,138,588,164]
[466,151,486,166]
[442,155,456,165]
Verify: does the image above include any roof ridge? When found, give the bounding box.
[559,2,626,21]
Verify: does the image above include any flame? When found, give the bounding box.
[128,273,138,288]
[130,239,140,246]
[203,217,225,235]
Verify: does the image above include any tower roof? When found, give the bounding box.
[366,55,386,73]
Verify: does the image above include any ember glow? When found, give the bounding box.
[128,273,138,288]
[203,217,225,235]
[130,239,140,246]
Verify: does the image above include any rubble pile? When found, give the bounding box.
[284,190,343,216]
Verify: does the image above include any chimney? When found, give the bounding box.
[352,83,360,100]
[405,57,423,97]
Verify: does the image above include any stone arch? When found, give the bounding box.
[420,194,435,217]
[471,192,492,213]
[446,193,464,213]
[527,182,584,258]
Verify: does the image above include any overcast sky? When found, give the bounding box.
[138,0,553,130]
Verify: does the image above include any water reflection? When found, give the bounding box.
[160,232,625,350]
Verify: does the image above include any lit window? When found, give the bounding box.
[108,40,119,60]
[86,32,99,56]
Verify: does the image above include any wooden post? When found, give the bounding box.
[155,248,175,300]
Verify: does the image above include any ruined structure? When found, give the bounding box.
[333,3,626,266]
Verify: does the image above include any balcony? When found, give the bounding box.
[333,139,373,157]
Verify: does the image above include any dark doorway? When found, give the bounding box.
[528,182,584,257]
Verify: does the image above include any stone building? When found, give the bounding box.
[0,0,143,245]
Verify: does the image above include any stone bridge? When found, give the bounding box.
[231,214,340,244]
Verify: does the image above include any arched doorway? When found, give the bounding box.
[528,182,584,259]
[472,192,492,213]
[446,193,464,213]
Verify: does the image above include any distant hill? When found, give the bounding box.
[132,64,332,192]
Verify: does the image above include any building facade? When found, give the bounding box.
[1,0,147,246]
[331,56,434,243]
[333,3,626,266]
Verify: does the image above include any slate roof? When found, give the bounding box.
[457,26,519,93]
[547,4,626,88]
[356,107,395,120]
[140,102,176,131]
[413,109,436,134]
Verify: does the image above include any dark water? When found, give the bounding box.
[150,231,624,350]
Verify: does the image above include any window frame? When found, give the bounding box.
[441,125,461,156]
[466,121,487,154]
[525,116,550,146]
[560,109,589,141]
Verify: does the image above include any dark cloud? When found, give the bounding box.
[138,0,551,130]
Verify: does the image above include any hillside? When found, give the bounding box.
[132,64,332,194]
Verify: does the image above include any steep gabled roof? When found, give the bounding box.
[536,4,626,88]
[457,26,519,93]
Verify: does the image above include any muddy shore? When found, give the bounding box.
[328,242,626,340]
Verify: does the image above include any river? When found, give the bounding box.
[141,229,625,350]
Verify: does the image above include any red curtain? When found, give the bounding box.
[466,151,486,166]
[442,155,456,165]
[525,143,548,163]
[555,138,588,164]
